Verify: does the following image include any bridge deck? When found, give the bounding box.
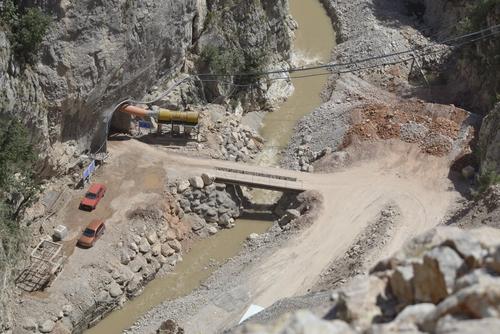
[212,167,306,192]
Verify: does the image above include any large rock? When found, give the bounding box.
[146,232,158,245]
[413,246,463,303]
[129,256,147,273]
[479,103,500,175]
[177,180,190,193]
[109,282,123,298]
[126,274,143,293]
[441,236,485,268]
[335,276,386,328]
[168,239,182,253]
[201,173,215,186]
[161,244,175,257]
[139,238,151,254]
[151,243,162,257]
[421,278,500,332]
[394,303,436,325]
[389,265,415,307]
[189,176,204,189]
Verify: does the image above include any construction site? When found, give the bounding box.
[1,0,500,334]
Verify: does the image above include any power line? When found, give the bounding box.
[193,24,500,79]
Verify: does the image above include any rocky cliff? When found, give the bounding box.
[0,0,293,176]
[479,103,500,175]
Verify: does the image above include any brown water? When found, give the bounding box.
[258,0,336,166]
[86,1,335,332]
[85,219,272,334]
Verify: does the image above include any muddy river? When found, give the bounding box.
[258,0,335,166]
[86,0,335,332]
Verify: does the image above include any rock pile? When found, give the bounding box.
[234,227,500,333]
[174,173,241,233]
[109,200,188,304]
[205,114,264,162]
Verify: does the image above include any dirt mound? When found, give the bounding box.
[344,100,471,156]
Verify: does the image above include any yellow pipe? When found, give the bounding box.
[158,109,199,125]
[120,105,199,125]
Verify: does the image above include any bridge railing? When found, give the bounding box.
[213,167,305,191]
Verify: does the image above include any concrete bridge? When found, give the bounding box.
[212,167,306,192]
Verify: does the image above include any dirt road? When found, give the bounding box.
[123,139,459,333]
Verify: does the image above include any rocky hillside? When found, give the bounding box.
[0,0,293,176]
[234,226,500,334]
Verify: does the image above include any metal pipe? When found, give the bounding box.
[119,105,199,126]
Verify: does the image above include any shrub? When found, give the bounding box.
[1,1,51,64]
[0,118,38,221]
[478,170,500,193]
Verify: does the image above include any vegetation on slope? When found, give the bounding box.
[1,0,51,64]
[0,117,38,330]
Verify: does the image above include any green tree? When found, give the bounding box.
[12,7,51,63]
[0,118,38,222]
[0,0,19,27]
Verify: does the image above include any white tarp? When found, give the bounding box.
[239,304,265,324]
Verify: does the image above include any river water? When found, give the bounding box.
[86,0,334,332]
[258,0,335,166]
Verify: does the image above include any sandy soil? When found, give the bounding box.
[127,139,459,333]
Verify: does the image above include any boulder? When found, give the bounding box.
[389,265,415,307]
[120,249,131,265]
[165,228,177,241]
[128,256,147,273]
[413,246,463,303]
[394,303,436,325]
[139,238,151,253]
[126,274,143,293]
[168,239,182,252]
[151,243,162,257]
[22,318,37,331]
[207,225,218,235]
[454,268,497,292]
[218,213,232,227]
[129,242,139,253]
[421,278,500,332]
[177,180,190,193]
[441,236,485,268]
[161,244,175,257]
[39,320,55,333]
[247,233,259,241]
[146,232,158,245]
[109,282,123,298]
[335,276,386,328]
[201,173,215,186]
[189,176,204,189]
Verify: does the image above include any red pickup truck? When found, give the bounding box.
[79,183,106,211]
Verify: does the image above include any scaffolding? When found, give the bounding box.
[16,240,66,292]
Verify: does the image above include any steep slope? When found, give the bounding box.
[0,0,293,176]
